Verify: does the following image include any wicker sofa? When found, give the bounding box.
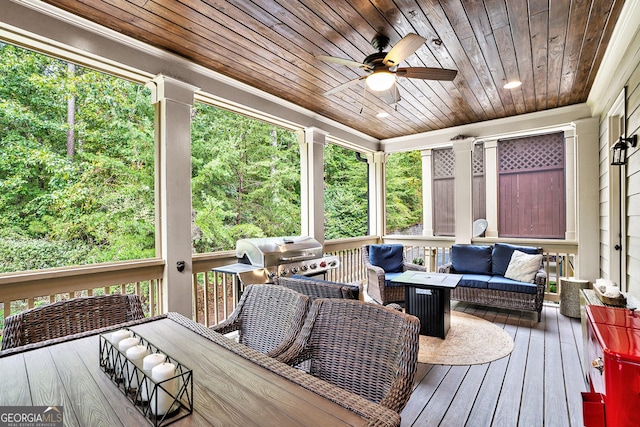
[438,243,546,321]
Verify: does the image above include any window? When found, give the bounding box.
[498,132,565,238]
[0,43,155,272]
[324,145,368,239]
[190,102,301,252]
[386,151,423,235]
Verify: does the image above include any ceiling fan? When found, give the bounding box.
[317,33,457,103]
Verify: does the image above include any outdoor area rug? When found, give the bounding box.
[418,311,514,365]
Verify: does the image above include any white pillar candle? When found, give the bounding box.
[140,353,166,402]
[150,362,177,416]
[125,345,148,390]
[110,329,132,345]
[116,337,140,378]
[108,329,132,370]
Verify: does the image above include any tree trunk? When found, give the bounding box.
[66,62,76,160]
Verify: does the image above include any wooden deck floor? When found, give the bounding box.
[400,302,586,427]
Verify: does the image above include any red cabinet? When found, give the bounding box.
[583,305,640,426]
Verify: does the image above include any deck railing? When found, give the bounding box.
[0,236,578,334]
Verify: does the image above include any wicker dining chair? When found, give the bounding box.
[210,284,309,359]
[362,244,426,305]
[276,276,362,301]
[1,294,145,350]
[277,298,420,414]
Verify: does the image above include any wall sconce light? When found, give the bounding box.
[611,135,637,166]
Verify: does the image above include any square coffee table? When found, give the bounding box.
[391,271,462,338]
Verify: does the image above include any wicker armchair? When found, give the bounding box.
[210,284,309,359]
[278,299,420,414]
[1,294,145,350]
[362,244,426,305]
[276,276,362,301]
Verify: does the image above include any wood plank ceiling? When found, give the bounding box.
[42,0,624,140]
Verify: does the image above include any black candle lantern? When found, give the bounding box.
[611,135,637,166]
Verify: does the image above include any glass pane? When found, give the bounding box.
[191,102,301,252]
[0,43,155,272]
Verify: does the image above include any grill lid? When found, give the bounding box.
[236,236,323,267]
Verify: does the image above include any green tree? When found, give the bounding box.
[191,103,300,251]
[386,151,423,233]
[324,144,368,239]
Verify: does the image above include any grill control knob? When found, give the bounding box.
[310,263,317,269]
[329,260,337,267]
[281,269,289,276]
[291,267,299,274]
[320,261,327,268]
[301,265,308,271]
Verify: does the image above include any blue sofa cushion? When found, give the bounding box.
[458,274,491,289]
[385,272,405,287]
[451,244,492,274]
[369,244,404,273]
[488,276,538,294]
[289,274,360,299]
[492,243,541,276]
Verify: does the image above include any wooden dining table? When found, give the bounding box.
[0,312,399,426]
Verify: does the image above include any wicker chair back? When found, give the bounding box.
[1,294,145,350]
[209,284,309,359]
[278,299,420,414]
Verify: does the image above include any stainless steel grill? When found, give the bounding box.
[233,236,339,283]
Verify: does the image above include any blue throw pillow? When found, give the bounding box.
[451,244,492,274]
[369,244,404,273]
[492,243,541,276]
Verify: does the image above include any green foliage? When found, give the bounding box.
[191,103,301,251]
[0,42,425,273]
[0,43,155,268]
[324,144,368,239]
[386,151,423,233]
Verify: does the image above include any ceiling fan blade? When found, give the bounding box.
[396,67,458,81]
[324,76,366,96]
[316,55,370,69]
[383,33,427,66]
[378,83,401,105]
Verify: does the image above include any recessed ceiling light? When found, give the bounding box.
[376,112,390,118]
[503,81,522,89]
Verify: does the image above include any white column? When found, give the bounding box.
[300,127,327,243]
[421,149,434,237]
[453,139,475,243]
[573,117,602,282]
[484,139,499,238]
[146,75,198,317]
[366,152,386,237]
[565,128,577,241]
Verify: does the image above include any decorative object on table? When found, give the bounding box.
[362,244,426,305]
[417,311,514,365]
[559,278,591,318]
[99,329,193,427]
[1,294,144,350]
[277,298,420,415]
[592,278,627,306]
[209,284,309,360]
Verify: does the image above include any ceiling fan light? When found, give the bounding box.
[366,70,395,91]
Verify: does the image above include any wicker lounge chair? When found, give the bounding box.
[276,276,362,301]
[210,284,309,359]
[1,294,145,350]
[362,244,426,305]
[278,298,420,414]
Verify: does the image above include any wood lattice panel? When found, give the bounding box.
[498,132,565,173]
